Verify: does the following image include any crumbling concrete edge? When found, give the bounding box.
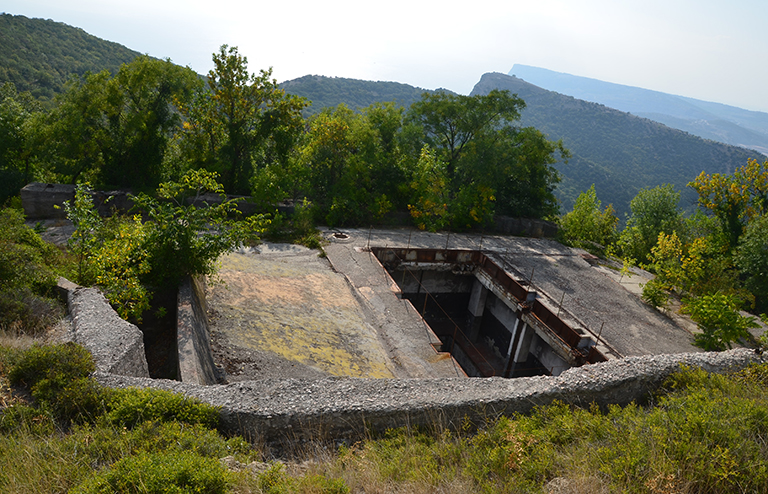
[177,275,218,385]
[56,278,150,378]
[94,348,766,444]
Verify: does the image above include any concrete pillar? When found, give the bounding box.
[505,318,520,357]
[514,323,533,363]
[504,322,533,377]
[466,279,488,341]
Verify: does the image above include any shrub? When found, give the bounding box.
[681,293,759,351]
[8,342,102,422]
[104,387,220,429]
[640,278,669,310]
[0,207,68,334]
[73,451,231,494]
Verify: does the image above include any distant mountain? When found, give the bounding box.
[472,72,766,217]
[280,75,441,115]
[509,64,768,154]
[0,13,142,103]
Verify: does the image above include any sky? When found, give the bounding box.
[4,0,768,112]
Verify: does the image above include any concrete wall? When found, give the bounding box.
[96,348,766,446]
[21,183,75,220]
[57,278,149,378]
[177,275,219,385]
[59,273,768,447]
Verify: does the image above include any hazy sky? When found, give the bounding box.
[4,0,768,112]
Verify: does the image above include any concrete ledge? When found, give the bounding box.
[95,348,766,444]
[57,278,150,378]
[177,275,218,385]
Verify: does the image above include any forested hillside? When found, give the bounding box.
[510,64,768,154]
[0,14,141,103]
[471,72,766,217]
[281,74,439,115]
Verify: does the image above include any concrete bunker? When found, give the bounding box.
[372,247,609,377]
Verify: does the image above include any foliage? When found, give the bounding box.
[294,102,408,227]
[689,158,768,249]
[640,278,670,310]
[0,82,43,204]
[734,215,768,312]
[7,342,101,422]
[558,185,618,254]
[681,293,759,351]
[73,451,232,494]
[104,387,220,430]
[65,171,267,320]
[644,230,740,299]
[0,207,67,334]
[131,169,269,289]
[0,14,141,104]
[65,183,151,320]
[617,184,685,263]
[43,56,200,188]
[405,89,565,227]
[179,45,307,195]
[407,146,451,231]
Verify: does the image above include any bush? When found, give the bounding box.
[74,451,232,494]
[104,387,220,429]
[0,207,69,334]
[681,293,759,351]
[640,278,669,310]
[8,342,102,422]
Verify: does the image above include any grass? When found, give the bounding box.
[3,340,768,493]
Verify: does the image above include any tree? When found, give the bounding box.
[180,45,307,194]
[0,82,43,202]
[131,169,268,289]
[407,89,525,181]
[407,146,451,231]
[405,89,565,228]
[734,215,768,312]
[681,293,758,351]
[618,184,685,263]
[43,56,200,189]
[559,185,618,253]
[689,159,768,249]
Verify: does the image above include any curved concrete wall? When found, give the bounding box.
[61,278,767,445]
[95,349,766,444]
[58,278,149,378]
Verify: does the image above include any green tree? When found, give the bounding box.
[408,89,524,180]
[180,45,306,195]
[0,82,43,203]
[681,293,759,351]
[131,169,268,290]
[296,103,406,226]
[689,159,768,249]
[407,146,451,231]
[43,57,199,188]
[618,184,685,263]
[405,89,565,228]
[559,185,618,253]
[734,215,768,312]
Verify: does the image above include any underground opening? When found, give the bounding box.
[371,247,607,378]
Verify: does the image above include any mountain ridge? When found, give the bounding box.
[509,64,768,154]
[0,13,142,103]
[472,72,765,216]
